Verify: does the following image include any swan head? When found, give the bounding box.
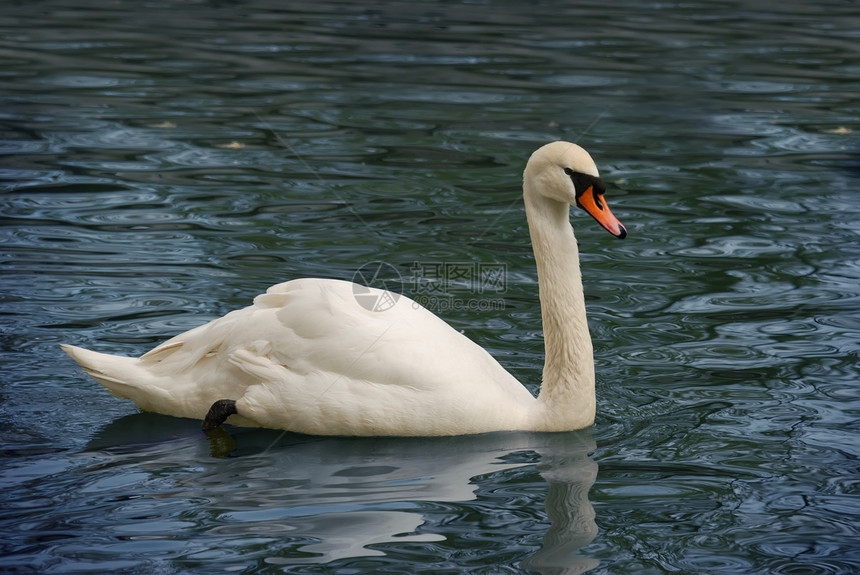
[524,141,627,239]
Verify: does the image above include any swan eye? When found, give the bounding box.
[566,170,604,198]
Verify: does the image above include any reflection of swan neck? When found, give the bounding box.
[524,190,595,430]
[524,431,600,574]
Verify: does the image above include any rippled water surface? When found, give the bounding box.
[2,1,859,573]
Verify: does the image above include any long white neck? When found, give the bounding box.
[524,189,596,430]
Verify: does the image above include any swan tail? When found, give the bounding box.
[60,344,168,407]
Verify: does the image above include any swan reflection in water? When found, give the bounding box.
[84,414,599,573]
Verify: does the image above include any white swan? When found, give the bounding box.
[61,141,626,436]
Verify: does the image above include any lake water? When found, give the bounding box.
[2,0,859,573]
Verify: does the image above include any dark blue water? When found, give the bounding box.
[2,1,859,573]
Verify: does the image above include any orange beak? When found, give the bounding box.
[577,186,627,239]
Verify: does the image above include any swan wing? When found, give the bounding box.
[129,278,533,435]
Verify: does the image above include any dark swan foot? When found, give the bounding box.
[202,399,238,432]
[202,399,239,458]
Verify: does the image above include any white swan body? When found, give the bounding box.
[61,141,626,436]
